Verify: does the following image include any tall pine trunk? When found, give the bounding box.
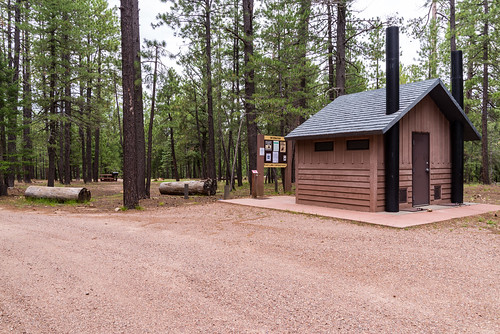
[132,0,146,198]
[114,77,123,149]
[168,113,179,181]
[297,0,310,110]
[63,12,71,185]
[193,85,206,178]
[481,0,490,184]
[335,1,346,98]
[204,0,216,181]
[78,73,87,182]
[22,3,33,183]
[58,119,64,183]
[93,128,100,182]
[85,82,92,184]
[120,0,139,208]
[0,58,6,194]
[429,0,438,79]
[146,45,159,197]
[47,28,57,187]
[327,3,335,101]
[93,51,102,183]
[6,0,21,187]
[243,0,257,192]
[450,0,456,52]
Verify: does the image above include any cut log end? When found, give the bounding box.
[159,179,217,196]
[25,186,92,203]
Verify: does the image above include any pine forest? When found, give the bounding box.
[0,0,498,208]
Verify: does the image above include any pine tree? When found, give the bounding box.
[120,0,142,208]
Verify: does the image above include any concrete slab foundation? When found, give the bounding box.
[220,196,500,228]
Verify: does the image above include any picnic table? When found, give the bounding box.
[100,172,119,182]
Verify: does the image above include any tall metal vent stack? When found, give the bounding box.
[451,50,464,204]
[384,26,400,212]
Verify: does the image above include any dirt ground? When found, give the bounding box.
[2,179,500,213]
[1,180,219,213]
[0,181,499,332]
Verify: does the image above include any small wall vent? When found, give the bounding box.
[399,188,407,203]
[434,185,441,200]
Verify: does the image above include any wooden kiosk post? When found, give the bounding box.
[256,134,265,197]
[255,134,291,197]
[284,139,292,193]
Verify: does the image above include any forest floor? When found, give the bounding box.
[0,181,499,332]
[0,180,499,233]
[0,178,286,213]
[1,179,499,214]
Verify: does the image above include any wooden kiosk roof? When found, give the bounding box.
[285,79,480,141]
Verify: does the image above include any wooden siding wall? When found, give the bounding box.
[296,136,379,212]
[295,96,452,212]
[381,95,452,209]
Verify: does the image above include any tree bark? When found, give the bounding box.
[146,45,159,197]
[58,119,64,183]
[93,51,102,183]
[132,0,146,199]
[62,11,71,185]
[429,0,438,79]
[85,95,92,184]
[25,186,91,203]
[120,0,139,208]
[204,0,216,182]
[297,0,310,110]
[335,0,346,98]
[114,77,123,149]
[159,179,217,196]
[243,0,257,193]
[22,2,33,183]
[450,0,456,52]
[47,27,57,187]
[481,0,490,184]
[85,59,93,183]
[237,135,242,186]
[93,127,100,182]
[6,0,21,187]
[0,92,6,194]
[327,3,335,101]
[168,113,180,181]
[465,58,473,115]
[193,85,206,178]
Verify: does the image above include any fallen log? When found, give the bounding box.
[25,186,91,203]
[159,179,217,196]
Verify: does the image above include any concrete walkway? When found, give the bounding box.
[220,196,500,228]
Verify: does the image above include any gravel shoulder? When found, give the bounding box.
[0,202,499,333]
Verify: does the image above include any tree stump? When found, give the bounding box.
[25,186,91,203]
[159,179,217,196]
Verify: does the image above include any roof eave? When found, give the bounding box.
[382,79,441,134]
[285,130,384,141]
[381,79,481,141]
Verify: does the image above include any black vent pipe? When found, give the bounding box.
[451,51,464,108]
[451,50,464,204]
[385,26,400,212]
[386,26,399,115]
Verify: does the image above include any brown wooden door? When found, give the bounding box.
[412,132,430,206]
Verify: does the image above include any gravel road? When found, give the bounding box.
[0,203,498,333]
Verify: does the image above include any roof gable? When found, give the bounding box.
[285,79,480,141]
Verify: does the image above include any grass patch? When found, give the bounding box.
[24,197,89,206]
[220,179,296,198]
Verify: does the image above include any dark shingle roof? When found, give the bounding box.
[285,79,480,141]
